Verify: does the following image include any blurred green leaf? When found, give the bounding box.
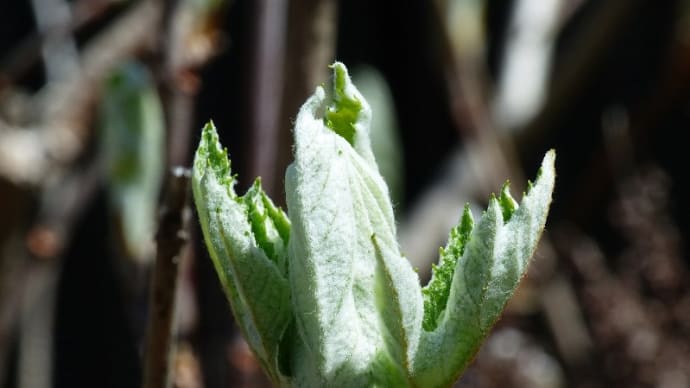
[352,65,404,207]
[100,62,165,263]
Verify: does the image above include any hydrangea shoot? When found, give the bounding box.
[192,62,556,387]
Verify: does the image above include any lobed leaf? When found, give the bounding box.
[191,122,292,383]
[412,150,556,387]
[421,204,474,331]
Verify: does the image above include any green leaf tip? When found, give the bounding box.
[195,120,234,189]
[324,62,363,145]
[191,121,292,384]
[422,204,474,331]
[244,178,290,275]
[499,181,518,222]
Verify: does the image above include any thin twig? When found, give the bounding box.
[153,0,224,167]
[143,167,191,388]
[398,2,527,275]
[145,0,224,385]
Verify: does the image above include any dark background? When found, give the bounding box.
[1,0,689,387]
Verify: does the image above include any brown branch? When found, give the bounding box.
[247,0,288,197]
[142,1,225,385]
[153,0,225,167]
[275,0,337,203]
[143,167,191,388]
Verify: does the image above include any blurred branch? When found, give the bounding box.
[143,168,191,388]
[491,0,564,130]
[431,0,520,194]
[144,1,226,386]
[539,273,594,366]
[153,0,226,167]
[0,236,26,385]
[516,0,641,153]
[0,161,102,388]
[17,258,58,388]
[0,0,160,186]
[276,0,337,202]
[150,0,186,169]
[0,0,119,89]
[247,0,287,197]
[29,0,79,82]
[540,2,687,229]
[2,0,224,384]
[282,0,337,112]
[400,1,524,274]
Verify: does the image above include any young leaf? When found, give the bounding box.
[191,122,292,383]
[421,204,474,331]
[192,62,555,388]
[285,62,423,385]
[412,150,556,387]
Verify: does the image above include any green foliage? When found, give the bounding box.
[100,62,164,262]
[324,63,363,144]
[193,122,292,383]
[192,62,556,387]
[422,204,474,331]
[412,154,555,387]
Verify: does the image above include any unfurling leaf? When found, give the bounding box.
[192,62,556,387]
[192,123,291,383]
[412,152,555,387]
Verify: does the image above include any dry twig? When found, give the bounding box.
[143,168,191,388]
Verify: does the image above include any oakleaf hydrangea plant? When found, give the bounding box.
[192,62,556,387]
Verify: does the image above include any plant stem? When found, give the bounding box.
[143,168,191,388]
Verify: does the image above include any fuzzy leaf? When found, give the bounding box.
[192,62,555,388]
[285,62,423,386]
[421,204,474,331]
[412,150,556,387]
[191,122,292,383]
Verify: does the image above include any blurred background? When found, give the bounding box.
[1,0,690,387]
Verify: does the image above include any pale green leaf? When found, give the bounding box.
[191,61,555,388]
[412,150,556,387]
[191,122,292,383]
[285,62,422,385]
[421,204,474,331]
